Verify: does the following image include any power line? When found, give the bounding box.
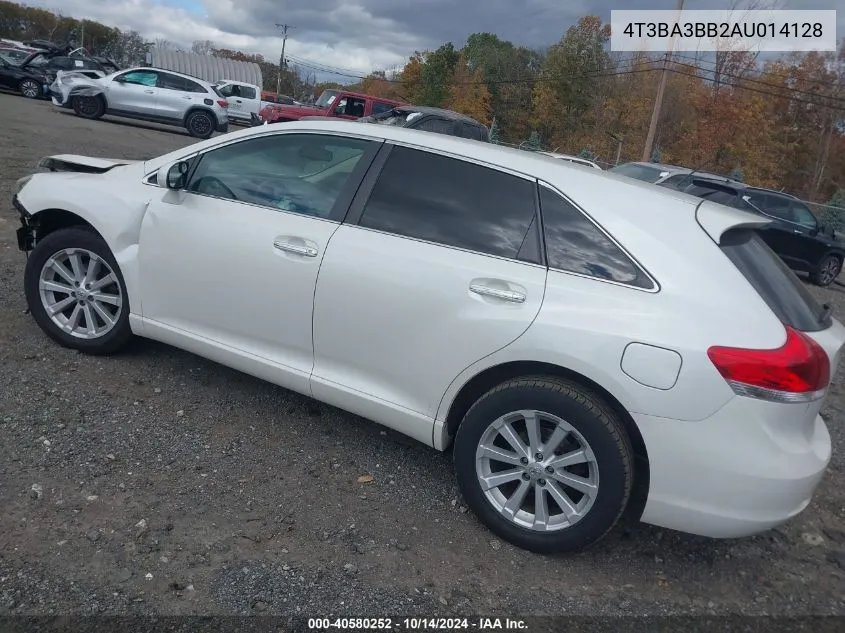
[674,53,842,91]
[672,59,845,103]
[667,67,845,113]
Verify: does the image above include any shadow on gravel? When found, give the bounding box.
[54,108,226,139]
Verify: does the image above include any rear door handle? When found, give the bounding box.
[469,284,526,303]
[273,239,318,257]
[144,89,155,94]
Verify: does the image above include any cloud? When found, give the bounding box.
[21,0,845,78]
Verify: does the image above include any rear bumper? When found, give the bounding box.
[637,395,831,538]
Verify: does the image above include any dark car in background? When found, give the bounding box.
[0,54,51,98]
[660,176,845,286]
[359,105,490,142]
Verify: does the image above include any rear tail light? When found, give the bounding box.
[217,99,228,108]
[707,326,830,403]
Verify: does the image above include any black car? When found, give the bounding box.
[0,55,50,98]
[360,105,490,142]
[660,176,844,286]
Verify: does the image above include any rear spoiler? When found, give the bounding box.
[695,199,771,245]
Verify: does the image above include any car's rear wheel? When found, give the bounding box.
[186,111,215,139]
[453,376,633,553]
[72,95,105,119]
[19,79,41,99]
[812,254,841,287]
[24,227,132,355]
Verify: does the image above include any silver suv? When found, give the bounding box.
[50,67,229,138]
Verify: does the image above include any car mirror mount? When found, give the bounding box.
[157,160,190,190]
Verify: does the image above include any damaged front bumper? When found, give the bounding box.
[13,195,34,252]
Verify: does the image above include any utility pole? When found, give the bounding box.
[642,0,684,162]
[275,23,292,95]
[79,19,85,52]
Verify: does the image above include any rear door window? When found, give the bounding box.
[720,228,829,332]
[358,146,536,260]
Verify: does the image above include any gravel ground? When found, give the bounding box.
[0,93,844,622]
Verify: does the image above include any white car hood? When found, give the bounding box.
[38,154,140,173]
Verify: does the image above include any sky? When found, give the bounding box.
[21,0,845,79]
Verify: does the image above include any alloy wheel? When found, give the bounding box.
[21,80,39,98]
[475,409,599,532]
[38,248,123,339]
[190,114,212,136]
[820,256,841,286]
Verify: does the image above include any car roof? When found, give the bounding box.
[149,120,707,236]
[391,105,484,124]
[620,161,689,172]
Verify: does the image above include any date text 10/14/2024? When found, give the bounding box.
[307,617,528,630]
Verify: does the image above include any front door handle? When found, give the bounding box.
[469,284,526,303]
[144,89,155,94]
[793,229,803,234]
[273,239,318,257]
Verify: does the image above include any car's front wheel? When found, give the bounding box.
[453,376,634,553]
[185,110,215,139]
[812,253,842,287]
[24,227,132,355]
[19,79,41,99]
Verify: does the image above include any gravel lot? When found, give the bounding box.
[0,92,844,623]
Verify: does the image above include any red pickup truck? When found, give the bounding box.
[257,88,404,124]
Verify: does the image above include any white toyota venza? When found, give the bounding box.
[13,121,843,553]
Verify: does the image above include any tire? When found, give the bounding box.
[812,254,841,287]
[185,110,215,139]
[453,376,634,554]
[19,78,41,99]
[72,95,105,120]
[24,227,132,355]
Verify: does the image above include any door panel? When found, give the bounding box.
[137,131,378,390]
[107,71,159,115]
[311,143,545,420]
[311,225,546,418]
[138,191,339,387]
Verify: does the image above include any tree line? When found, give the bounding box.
[1,2,843,206]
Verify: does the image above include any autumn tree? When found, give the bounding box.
[445,54,492,124]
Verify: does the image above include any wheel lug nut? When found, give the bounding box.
[521,473,530,481]
[520,457,529,465]
[534,453,543,461]
[545,466,554,474]
[538,479,546,486]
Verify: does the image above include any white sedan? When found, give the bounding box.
[12,121,843,553]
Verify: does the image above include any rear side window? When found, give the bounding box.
[720,228,829,332]
[372,102,394,115]
[539,186,653,289]
[416,118,456,135]
[359,146,536,259]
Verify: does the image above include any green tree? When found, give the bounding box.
[524,130,541,150]
[821,188,845,232]
[730,167,745,182]
[579,147,595,160]
[651,148,662,163]
[530,16,611,146]
[419,43,459,106]
[489,118,500,143]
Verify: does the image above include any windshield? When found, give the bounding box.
[24,52,49,67]
[609,163,668,183]
[369,110,423,126]
[314,90,338,109]
[0,49,28,65]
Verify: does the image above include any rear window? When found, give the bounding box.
[609,163,666,183]
[720,228,830,332]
